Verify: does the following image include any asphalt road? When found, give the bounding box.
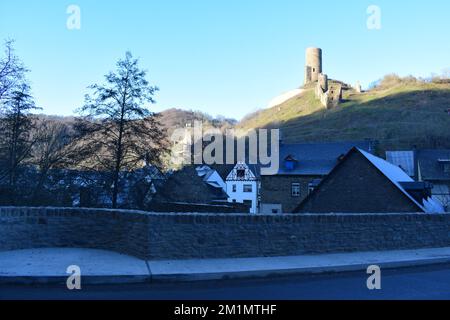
[1,264,450,300]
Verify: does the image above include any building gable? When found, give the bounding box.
[296,149,424,214]
[226,162,257,181]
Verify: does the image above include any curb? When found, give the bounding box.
[150,257,450,283]
[2,256,450,285]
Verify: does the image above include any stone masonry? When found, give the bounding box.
[304,47,345,109]
[1,207,450,260]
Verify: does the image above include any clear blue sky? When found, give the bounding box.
[1,0,449,120]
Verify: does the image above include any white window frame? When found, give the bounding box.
[292,183,301,197]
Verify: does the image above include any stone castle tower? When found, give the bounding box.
[304,47,343,109]
[304,47,322,84]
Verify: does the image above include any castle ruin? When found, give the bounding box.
[305,47,343,109]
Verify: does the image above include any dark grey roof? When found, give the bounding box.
[154,165,228,204]
[272,141,375,176]
[417,149,450,181]
[211,163,261,180]
[209,164,235,180]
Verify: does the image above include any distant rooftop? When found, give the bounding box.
[272,140,375,176]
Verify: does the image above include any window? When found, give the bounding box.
[292,183,301,197]
[232,185,237,193]
[444,164,450,174]
[272,209,280,214]
[284,160,295,171]
[243,184,253,193]
[237,169,245,179]
[308,179,322,195]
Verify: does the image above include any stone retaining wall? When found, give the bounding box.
[1,207,450,260]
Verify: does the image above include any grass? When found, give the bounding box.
[237,80,450,153]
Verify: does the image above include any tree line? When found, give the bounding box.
[0,40,169,209]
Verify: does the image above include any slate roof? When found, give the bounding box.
[416,149,450,181]
[297,148,445,213]
[211,163,261,180]
[386,151,415,177]
[209,164,235,180]
[272,141,375,176]
[154,165,228,204]
[359,149,443,213]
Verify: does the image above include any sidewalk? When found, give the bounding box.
[2,247,450,285]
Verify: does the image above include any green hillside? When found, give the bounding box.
[237,77,450,152]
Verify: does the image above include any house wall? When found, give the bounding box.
[226,181,258,214]
[297,151,421,213]
[260,203,283,214]
[2,207,450,260]
[260,175,320,213]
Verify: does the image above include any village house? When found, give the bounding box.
[296,148,445,214]
[151,165,227,209]
[225,162,260,214]
[150,165,250,213]
[259,141,376,214]
[386,149,450,212]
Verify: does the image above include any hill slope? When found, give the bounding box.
[237,79,450,152]
[159,108,237,136]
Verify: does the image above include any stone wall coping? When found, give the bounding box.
[0,206,445,218]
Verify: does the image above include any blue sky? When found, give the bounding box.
[1,0,449,120]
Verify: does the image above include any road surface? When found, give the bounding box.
[1,264,450,300]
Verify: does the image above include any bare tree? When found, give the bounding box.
[77,52,168,208]
[0,40,27,102]
[29,118,81,203]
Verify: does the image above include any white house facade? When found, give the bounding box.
[226,162,259,214]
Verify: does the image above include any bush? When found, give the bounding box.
[375,74,421,89]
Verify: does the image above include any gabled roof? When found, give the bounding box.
[359,149,443,213]
[358,149,425,211]
[226,162,258,181]
[154,165,228,204]
[271,140,375,176]
[296,148,445,213]
[360,149,414,185]
[209,164,236,180]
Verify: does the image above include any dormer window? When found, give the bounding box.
[237,169,245,179]
[284,155,298,171]
[438,159,450,174]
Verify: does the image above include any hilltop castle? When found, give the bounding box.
[304,47,347,109]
